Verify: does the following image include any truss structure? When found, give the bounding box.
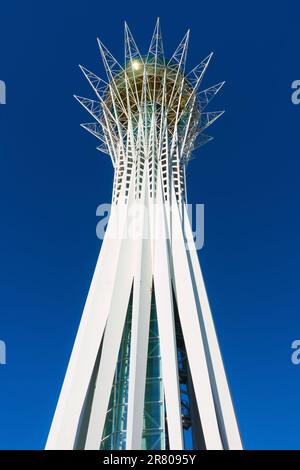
[46,19,242,451]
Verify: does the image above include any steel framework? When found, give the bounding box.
[46,19,242,450]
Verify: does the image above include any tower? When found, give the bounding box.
[46,19,242,451]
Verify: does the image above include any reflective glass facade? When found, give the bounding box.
[100,287,167,450]
[98,285,203,450]
[100,295,132,450]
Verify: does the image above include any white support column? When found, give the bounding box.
[49,24,240,452]
[84,242,134,449]
[171,183,223,450]
[182,204,243,449]
[46,196,132,450]
[85,184,136,450]
[126,173,153,450]
[152,172,184,450]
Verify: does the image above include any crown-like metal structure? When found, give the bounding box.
[75,19,224,204]
[46,20,242,451]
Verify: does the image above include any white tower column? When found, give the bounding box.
[46,19,242,451]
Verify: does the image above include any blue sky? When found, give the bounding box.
[0,0,299,450]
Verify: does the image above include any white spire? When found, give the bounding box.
[46,21,242,452]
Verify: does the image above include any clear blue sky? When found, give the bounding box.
[0,0,299,450]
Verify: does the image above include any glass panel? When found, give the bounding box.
[173,288,205,450]
[144,379,163,402]
[101,431,127,450]
[102,407,114,440]
[142,431,165,451]
[147,338,160,357]
[141,287,167,449]
[100,284,168,450]
[146,356,162,378]
[100,290,132,450]
[143,402,164,430]
[149,319,159,338]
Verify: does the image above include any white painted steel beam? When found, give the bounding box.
[47,20,242,452]
[170,183,223,450]
[182,203,243,449]
[152,173,184,450]
[126,172,153,450]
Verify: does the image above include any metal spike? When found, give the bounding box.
[167,30,190,71]
[80,123,114,159]
[186,52,213,89]
[193,133,214,149]
[96,143,110,155]
[75,97,120,157]
[74,95,103,121]
[197,82,225,110]
[198,111,224,132]
[123,22,144,109]
[97,38,124,79]
[166,31,190,111]
[79,66,108,99]
[96,38,140,116]
[147,17,164,64]
[80,122,105,141]
[124,22,143,63]
[79,65,128,125]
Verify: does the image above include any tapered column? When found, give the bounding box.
[152,172,184,450]
[171,183,223,450]
[85,184,136,450]
[182,203,243,449]
[46,188,134,450]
